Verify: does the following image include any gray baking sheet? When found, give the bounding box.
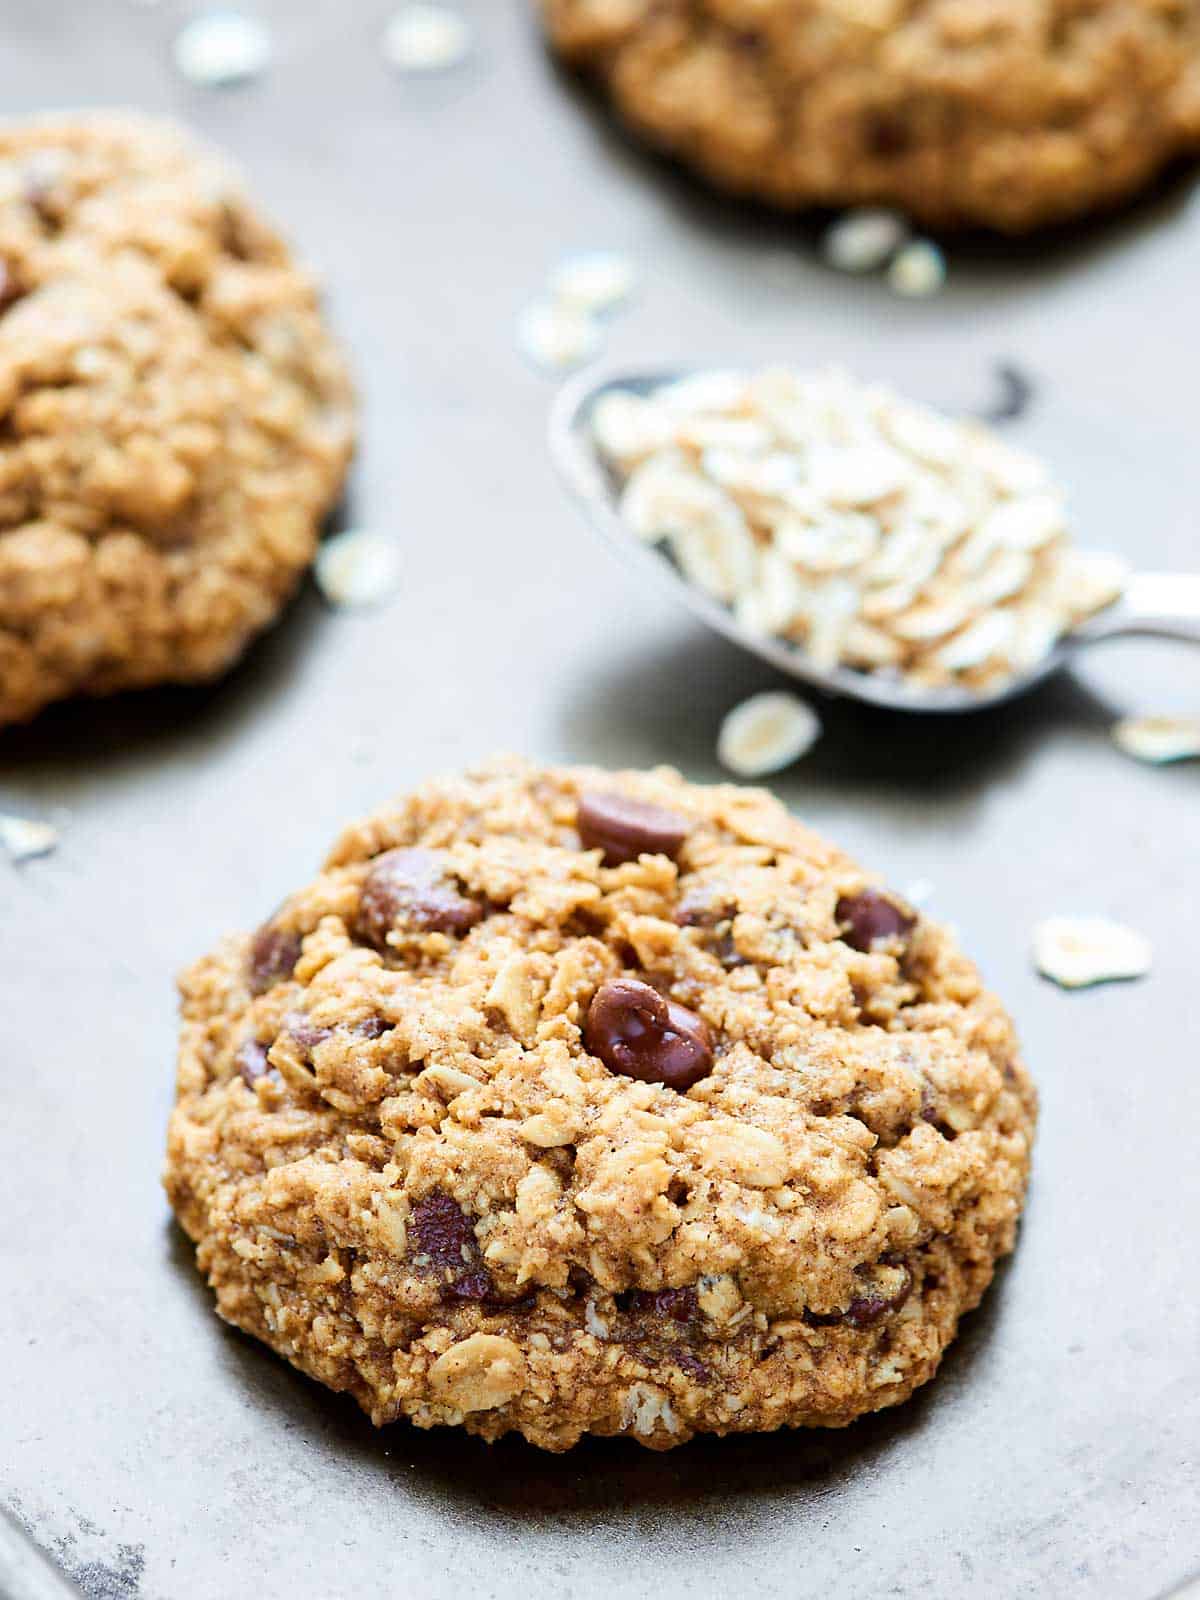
[1,3,1198,1597]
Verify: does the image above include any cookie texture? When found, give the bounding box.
[539,0,1200,231]
[165,759,1036,1451]
[0,112,354,728]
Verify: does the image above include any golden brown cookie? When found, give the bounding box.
[0,112,354,728]
[165,759,1036,1451]
[539,0,1200,231]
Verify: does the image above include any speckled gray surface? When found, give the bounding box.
[1,4,1198,1599]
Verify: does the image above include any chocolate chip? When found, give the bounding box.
[845,1265,913,1329]
[673,888,730,928]
[282,1012,332,1053]
[673,1347,711,1383]
[409,1189,477,1275]
[835,890,915,952]
[247,924,301,995]
[577,791,691,866]
[408,1189,495,1301]
[447,1270,494,1302]
[584,978,713,1092]
[620,1287,699,1324]
[236,1038,269,1088]
[352,1015,391,1040]
[356,848,483,947]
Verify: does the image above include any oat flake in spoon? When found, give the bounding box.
[593,367,1127,697]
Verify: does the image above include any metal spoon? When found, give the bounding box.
[548,366,1200,714]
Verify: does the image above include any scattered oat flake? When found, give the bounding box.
[314,531,401,609]
[0,814,59,863]
[382,5,472,73]
[821,208,908,274]
[1033,916,1152,989]
[1111,715,1200,765]
[717,691,821,777]
[549,252,636,316]
[517,300,601,374]
[888,240,946,299]
[174,10,271,86]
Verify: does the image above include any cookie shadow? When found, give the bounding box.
[555,622,1118,806]
[0,582,330,788]
[165,1213,1013,1524]
[535,39,1199,285]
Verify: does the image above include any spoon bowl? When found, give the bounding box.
[549,365,1200,714]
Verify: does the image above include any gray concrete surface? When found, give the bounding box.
[1,3,1197,1597]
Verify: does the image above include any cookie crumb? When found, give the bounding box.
[717,691,820,777]
[821,209,908,274]
[1033,916,1152,989]
[1111,715,1200,765]
[888,240,947,299]
[314,531,402,610]
[382,5,472,73]
[0,813,60,863]
[173,10,272,87]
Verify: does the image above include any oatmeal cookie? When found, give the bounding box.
[0,112,354,728]
[539,0,1200,231]
[165,759,1036,1451]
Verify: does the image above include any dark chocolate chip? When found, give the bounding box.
[282,1012,332,1054]
[673,1347,711,1383]
[356,848,483,947]
[247,923,301,995]
[352,1015,391,1040]
[920,1079,939,1124]
[577,791,691,866]
[865,109,912,158]
[673,888,730,928]
[409,1189,477,1275]
[835,890,915,952]
[584,978,713,1092]
[620,1286,699,1324]
[447,1270,494,1302]
[846,1263,913,1328]
[236,1038,269,1088]
[408,1188,495,1301]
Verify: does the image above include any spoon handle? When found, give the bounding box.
[1070,573,1200,648]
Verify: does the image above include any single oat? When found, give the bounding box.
[717,691,821,777]
[314,531,401,610]
[1111,716,1200,765]
[0,813,59,862]
[173,11,272,86]
[1033,916,1152,989]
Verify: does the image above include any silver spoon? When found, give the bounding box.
[549,366,1200,714]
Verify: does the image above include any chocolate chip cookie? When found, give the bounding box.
[0,112,354,728]
[539,0,1200,231]
[165,758,1036,1451]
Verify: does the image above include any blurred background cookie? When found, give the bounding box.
[539,0,1200,231]
[0,111,354,728]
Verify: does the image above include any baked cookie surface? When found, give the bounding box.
[539,0,1200,231]
[165,759,1035,1451]
[0,112,353,728]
